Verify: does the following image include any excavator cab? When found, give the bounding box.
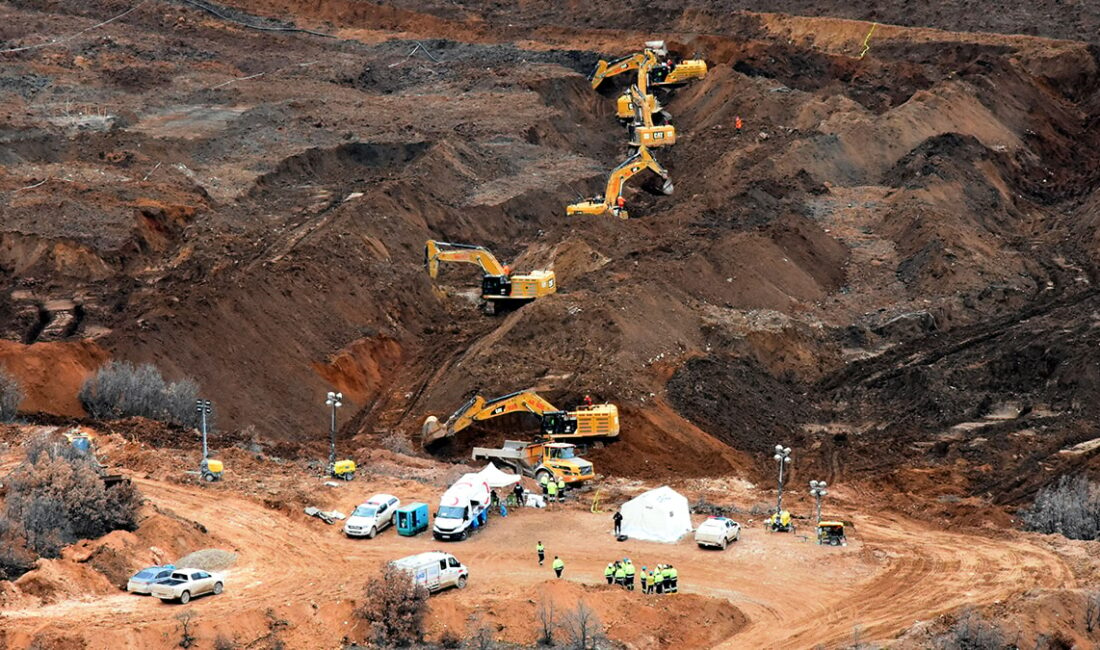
[481,275,512,297]
[540,411,579,437]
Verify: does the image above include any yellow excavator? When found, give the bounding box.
[628,84,675,148]
[566,145,673,219]
[425,240,556,314]
[589,42,708,92]
[422,390,620,447]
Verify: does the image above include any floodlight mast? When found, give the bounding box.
[326,391,343,467]
[774,444,792,513]
[195,399,212,460]
[810,480,829,522]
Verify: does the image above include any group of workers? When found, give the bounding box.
[603,559,678,594]
[538,471,568,502]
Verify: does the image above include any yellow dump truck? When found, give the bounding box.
[472,441,595,485]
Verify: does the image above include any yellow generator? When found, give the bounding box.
[766,510,794,532]
[817,521,847,546]
[201,458,224,482]
[332,459,357,481]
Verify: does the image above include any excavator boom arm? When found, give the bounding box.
[425,240,508,278]
[604,145,670,202]
[443,390,559,436]
[590,52,646,89]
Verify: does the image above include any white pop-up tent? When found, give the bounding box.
[619,486,693,543]
[477,463,522,489]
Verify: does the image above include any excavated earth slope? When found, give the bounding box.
[1,1,1099,499]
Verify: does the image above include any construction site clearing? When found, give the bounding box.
[2,0,1100,648]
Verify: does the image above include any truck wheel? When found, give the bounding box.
[179,591,191,604]
[535,469,552,485]
[368,526,377,539]
[203,472,215,482]
[458,530,468,541]
[457,576,467,589]
[720,538,727,550]
[213,582,223,595]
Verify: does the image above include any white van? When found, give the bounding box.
[391,552,468,593]
[432,475,490,541]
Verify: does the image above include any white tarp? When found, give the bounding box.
[477,463,522,488]
[619,486,693,543]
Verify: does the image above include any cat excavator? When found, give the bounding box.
[627,84,676,148]
[425,240,556,314]
[422,390,620,447]
[566,145,674,219]
[589,42,708,91]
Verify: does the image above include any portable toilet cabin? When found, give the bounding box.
[396,502,430,536]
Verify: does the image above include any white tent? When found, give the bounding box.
[477,463,522,489]
[619,486,693,543]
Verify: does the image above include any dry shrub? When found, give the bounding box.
[560,599,606,650]
[1021,475,1100,541]
[937,608,1007,650]
[79,361,204,428]
[356,565,429,647]
[0,368,22,422]
[0,434,141,580]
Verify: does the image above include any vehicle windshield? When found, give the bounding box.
[353,505,378,517]
[437,506,467,519]
[134,569,159,580]
[549,447,575,459]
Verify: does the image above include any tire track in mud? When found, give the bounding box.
[720,515,1075,648]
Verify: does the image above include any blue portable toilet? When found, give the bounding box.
[396,502,430,537]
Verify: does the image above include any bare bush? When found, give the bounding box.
[560,599,606,650]
[3,434,141,564]
[0,368,22,422]
[1086,590,1100,634]
[938,608,1007,650]
[537,596,557,646]
[1021,475,1100,541]
[175,611,197,649]
[356,565,429,647]
[79,361,203,428]
[0,518,35,580]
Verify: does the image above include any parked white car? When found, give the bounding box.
[149,569,224,603]
[345,494,400,538]
[126,564,176,594]
[391,552,468,593]
[695,516,741,549]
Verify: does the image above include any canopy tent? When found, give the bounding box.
[619,486,693,543]
[477,463,522,488]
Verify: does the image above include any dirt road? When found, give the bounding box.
[0,474,1074,649]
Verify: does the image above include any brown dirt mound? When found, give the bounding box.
[425,578,748,649]
[0,340,108,416]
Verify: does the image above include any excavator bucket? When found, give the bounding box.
[422,415,445,446]
[660,178,674,195]
[589,60,610,88]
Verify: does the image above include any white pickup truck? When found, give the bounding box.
[694,516,741,550]
[149,569,225,604]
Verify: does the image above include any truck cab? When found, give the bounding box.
[536,442,595,485]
